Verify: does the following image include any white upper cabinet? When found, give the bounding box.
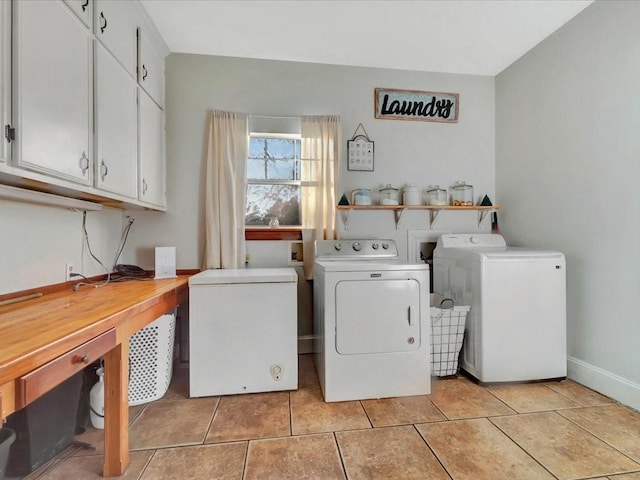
[63,0,92,28]
[0,1,11,166]
[5,0,168,210]
[139,89,165,208]
[94,0,137,78]
[95,43,137,199]
[138,27,164,108]
[14,0,93,185]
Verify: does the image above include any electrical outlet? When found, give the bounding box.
[65,262,76,282]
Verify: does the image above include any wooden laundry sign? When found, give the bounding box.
[374,88,459,123]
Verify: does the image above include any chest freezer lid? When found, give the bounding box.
[189,268,297,285]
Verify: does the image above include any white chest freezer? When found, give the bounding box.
[189,268,298,397]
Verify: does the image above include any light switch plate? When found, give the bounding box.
[155,247,176,279]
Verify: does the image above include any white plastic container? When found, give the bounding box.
[89,367,104,429]
[403,184,421,205]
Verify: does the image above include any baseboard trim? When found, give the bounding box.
[567,356,640,411]
[298,335,315,355]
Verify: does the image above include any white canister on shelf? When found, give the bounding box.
[89,367,105,429]
[403,184,421,205]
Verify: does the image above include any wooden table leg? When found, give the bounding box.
[103,341,130,477]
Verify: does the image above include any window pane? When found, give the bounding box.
[245,184,300,226]
[249,137,299,160]
[265,138,297,159]
[248,159,300,180]
[249,137,267,158]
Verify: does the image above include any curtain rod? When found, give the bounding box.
[249,114,301,120]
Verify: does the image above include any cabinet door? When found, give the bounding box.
[95,44,137,199]
[139,90,165,208]
[0,1,10,166]
[137,28,164,108]
[14,0,93,185]
[95,0,136,78]
[63,0,92,28]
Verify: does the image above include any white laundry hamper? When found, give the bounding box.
[430,294,470,377]
[128,313,176,406]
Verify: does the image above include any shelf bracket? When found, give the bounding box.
[340,209,351,230]
[394,209,405,229]
[429,209,441,229]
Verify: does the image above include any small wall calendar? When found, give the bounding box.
[347,123,374,171]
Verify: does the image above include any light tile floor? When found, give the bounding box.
[14,355,640,480]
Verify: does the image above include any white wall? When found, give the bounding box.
[121,53,494,350]
[496,0,640,409]
[0,200,123,295]
[124,54,495,266]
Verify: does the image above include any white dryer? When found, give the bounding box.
[433,234,566,383]
[314,239,430,402]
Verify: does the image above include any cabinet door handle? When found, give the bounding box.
[100,11,107,33]
[142,179,148,194]
[79,152,89,175]
[81,0,89,12]
[142,65,148,81]
[100,159,108,181]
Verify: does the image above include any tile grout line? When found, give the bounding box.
[200,396,222,445]
[288,390,293,436]
[135,448,158,480]
[358,400,374,429]
[555,408,640,471]
[332,431,350,480]
[487,414,562,480]
[411,423,454,480]
[240,439,250,480]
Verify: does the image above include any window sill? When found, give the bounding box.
[245,228,302,241]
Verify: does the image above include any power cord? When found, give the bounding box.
[112,216,135,271]
[72,211,111,291]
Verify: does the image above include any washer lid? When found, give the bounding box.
[481,248,564,260]
[189,268,298,285]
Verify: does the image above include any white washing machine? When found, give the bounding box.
[189,268,298,397]
[433,234,566,383]
[314,239,430,402]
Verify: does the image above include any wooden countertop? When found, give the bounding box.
[0,276,189,390]
[0,275,190,476]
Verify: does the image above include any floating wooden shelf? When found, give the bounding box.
[336,205,501,229]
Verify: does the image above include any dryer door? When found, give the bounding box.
[335,279,421,354]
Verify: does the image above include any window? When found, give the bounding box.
[245,134,301,226]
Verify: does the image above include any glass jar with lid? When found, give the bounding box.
[426,185,447,206]
[451,181,474,206]
[379,184,399,205]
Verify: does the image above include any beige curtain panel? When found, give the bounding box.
[301,115,342,279]
[202,110,249,270]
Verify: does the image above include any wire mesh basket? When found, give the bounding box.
[129,313,176,406]
[430,294,470,377]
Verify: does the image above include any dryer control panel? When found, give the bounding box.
[315,239,398,259]
[437,234,506,249]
